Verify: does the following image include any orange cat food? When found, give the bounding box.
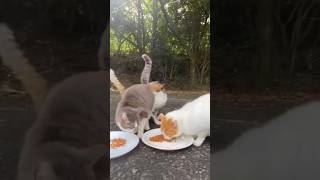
[149,134,172,142]
[110,138,127,149]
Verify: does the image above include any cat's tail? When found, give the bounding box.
[110,68,125,96]
[0,23,47,111]
[140,54,152,84]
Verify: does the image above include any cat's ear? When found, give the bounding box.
[34,161,58,180]
[158,113,166,122]
[159,83,165,89]
[79,144,106,167]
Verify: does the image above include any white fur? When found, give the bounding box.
[109,69,118,92]
[152,91,168,125]
[152,91,168,110]
[110,68,125,93]
[164,93,210,146]
[110,69,120,84]
[116,122,138,134]
[116,113,138,133]
[138,118,149,138]
[110,69,115,80]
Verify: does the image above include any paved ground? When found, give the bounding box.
[110,92,294,180]
[0,93,294,180]
[213,104,292,152]
[0,108,34,180]
[110,93,211,180]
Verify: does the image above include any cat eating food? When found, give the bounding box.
[110,54,168,138]
[159,93,210,146]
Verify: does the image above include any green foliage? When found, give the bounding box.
[110,0,210,85]
[110,0,210,55]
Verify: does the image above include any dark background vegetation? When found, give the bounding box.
[0,0,107,89]
[0,1,107,179]
[213,0,320,105]
[215,0,320,91]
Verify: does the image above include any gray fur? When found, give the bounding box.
[17,72,108,180]
[140,54,152,84]
[115,84,154,135]
[113,54,167,136]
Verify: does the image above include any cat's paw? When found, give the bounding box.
[152,115,161,125]
[193,140,203,147]
[193,136,206,147]
[137,132,144,138]
[144,120,150,130]
[144,124,150,130]
[193,140,205,147]
[154,119,161,125]
[137,129,144,138]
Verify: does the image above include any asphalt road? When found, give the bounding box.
[0,108,35,180]
[0,93,292,180]
[110,93,210,180]
[110,92,292,180]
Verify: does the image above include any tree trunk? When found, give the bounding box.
[136,0,146,53]
[189,0,201,85]
[151,0,159,54]
[190,57,196,85]
[255,0,274,89]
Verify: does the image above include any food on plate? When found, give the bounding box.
[110,138,127,149]
[149,134,173,142]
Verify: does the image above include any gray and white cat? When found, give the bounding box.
[110,54,167,137]
[0,23,107,180]
[214,102,320,180]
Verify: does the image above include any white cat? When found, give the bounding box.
[159,93,210,146]
[214,102,320,180]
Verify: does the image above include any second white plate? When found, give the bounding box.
[110,131,139,159]
[142,128,194,151]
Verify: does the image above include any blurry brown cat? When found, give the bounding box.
[0,23,107,180]
[110,54,167,137]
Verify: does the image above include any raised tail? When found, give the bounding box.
[110,68,125,96]
[140,54,152,84]
[0,23,47,111]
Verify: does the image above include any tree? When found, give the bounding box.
[110,0,210,86]
[255,0,274,88]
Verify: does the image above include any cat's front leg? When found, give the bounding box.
[152,112,161,125]
[193,132,208,147]
[144,120,150,130]
[138,118,148,138]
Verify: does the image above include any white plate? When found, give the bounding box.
[110,131,139,159]
[142,128,194,151]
